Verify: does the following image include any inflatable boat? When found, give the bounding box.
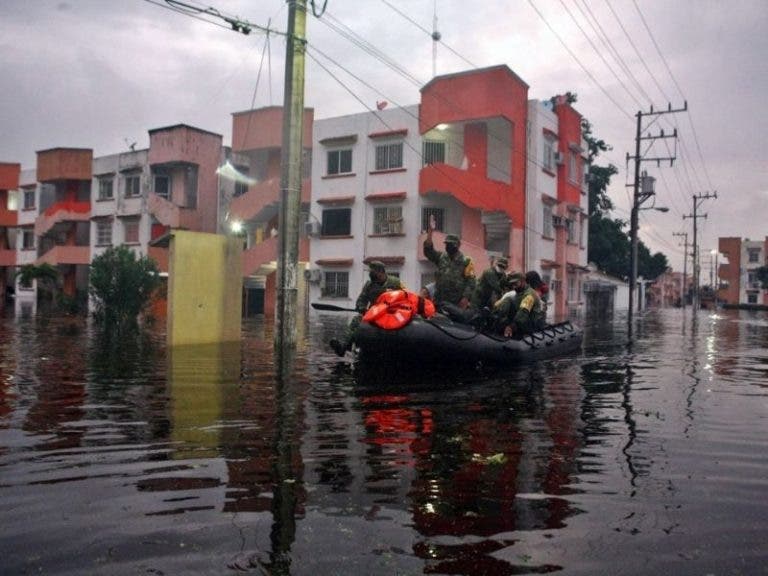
[354,313,583,366]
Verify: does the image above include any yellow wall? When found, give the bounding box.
[168,230,242,346]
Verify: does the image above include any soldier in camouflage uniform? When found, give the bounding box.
[423,230,476,311]
[471,256,510,311]
[330,260,403,356]
[502,270,546,338]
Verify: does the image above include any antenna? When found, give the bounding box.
[431,0,441,78]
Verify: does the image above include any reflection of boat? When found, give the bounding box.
[355,314,583,366]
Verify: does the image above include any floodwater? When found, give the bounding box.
[1,308,767,575]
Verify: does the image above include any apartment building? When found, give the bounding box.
[6,124,228,316]
[718,237,768,306]
[0,162,21,309]
[307,65,589,322]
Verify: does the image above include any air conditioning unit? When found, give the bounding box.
[552,215,565,228]
[304,221,321,236]
[554,151,565,165]
[304,268,322,283]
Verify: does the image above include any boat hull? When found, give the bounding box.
[355,314,583,366]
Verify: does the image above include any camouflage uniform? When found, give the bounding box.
[510,285,546,336]
[471,264,509,310]
[333,267,404,355]
[423,236,476,308]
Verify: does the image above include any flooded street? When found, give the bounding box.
[1,308,767,575]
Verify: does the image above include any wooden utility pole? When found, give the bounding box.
[275,0,307,351]
[673,231,689,309]
[683,191,717,311]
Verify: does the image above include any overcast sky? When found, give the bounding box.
[2,0,767,272]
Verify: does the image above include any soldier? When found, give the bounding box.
[423,227,476,311]
[471,256,510,311]
[502,270,547,338]
[329,260,403,357]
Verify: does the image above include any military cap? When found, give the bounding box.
[495,256,509,269]
[367,260,386,272]
[507,271,523,283]
[444,234,460,245]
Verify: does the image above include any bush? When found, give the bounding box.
[89,246,161,328]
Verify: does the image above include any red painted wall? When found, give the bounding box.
[718,237,741,305]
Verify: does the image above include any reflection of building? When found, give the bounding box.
[307,66,589,322]
[718,237,767,307]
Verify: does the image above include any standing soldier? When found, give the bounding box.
[423,224,476,311]
[329,260,403,356]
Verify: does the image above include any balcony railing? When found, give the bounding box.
[228,177,311,224]
[36,245,90,266]
[148,193,200,230]
[0,248,16,267]
[34,200,91,237]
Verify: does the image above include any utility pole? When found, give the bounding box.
[275,0,307,351]
[673,231,689,309]
[627,103,686,329]
[683,191,717,312]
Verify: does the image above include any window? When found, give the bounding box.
[327,149,352,176]
[23,189,35,210]
[373,206,403,234]
[22,229,35,250]
[423,140,445,165]
[322,271,349,298]
[375,141,403,171]
[568,276,577,302]
[543,204,553,238]
[123,218,140,244]
[153,174,169,199]
[748,249,760,263]
[98,177,114,200]
[96,220,112,246]
[543,139,555,172]
[566,218,577,244]
[125,174,141,198]
[421,207,444,232]
[568,150,582,184]
[580,215,586,248]
[233,165,250,197]
[321,208,351,236]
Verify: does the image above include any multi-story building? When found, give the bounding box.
[718,237,768,306]
[0,162,20,310]
[307,66,589,321]
[646,268,688,308]
[7,124,228,316]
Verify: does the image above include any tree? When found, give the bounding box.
[15,263,60,290]
[89,245,161,327]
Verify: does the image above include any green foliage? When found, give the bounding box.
[89,245,161,327]
[15,263,60,289]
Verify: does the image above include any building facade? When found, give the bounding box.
[307,66,589,322]
[718,237,768,306]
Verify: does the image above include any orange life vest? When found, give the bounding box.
[362,289,436,330]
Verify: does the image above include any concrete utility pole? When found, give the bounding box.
[683,191,717,312]
[627,103,686,330]
[673,231,689,309]
[275,0,307,351]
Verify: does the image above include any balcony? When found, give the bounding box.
[242,235,309,277]
[0,208,17,227]
[229,177,311,224]
[34,200,91,237]
[148,193,200,230]
[420,163,510,213]
[148,245,169,273]
[36,245,90,266]
[0,248,15,267]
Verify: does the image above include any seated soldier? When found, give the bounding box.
[502,270,547,338]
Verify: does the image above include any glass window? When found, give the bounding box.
[22,229,35,249]
[153,175,169,199]
[96,220,112,246]
[568,276,577,301]
[375,142,403,171]
[421,207,444,232]
[747,293,757,304]
[327,149,353,176]
[98,178,114,201]
[23,189,35,210]
[748,249,760,263]
[373,206,403,234]
[322,271,349,298]
[422,140,445,165]
[566,218,576,244]
[321,208,351,236]
[124,218,140,244]
[125,174,141,198]
[543,204,553,238]
[543,140,555,172]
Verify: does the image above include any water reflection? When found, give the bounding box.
[1,310,767,574]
